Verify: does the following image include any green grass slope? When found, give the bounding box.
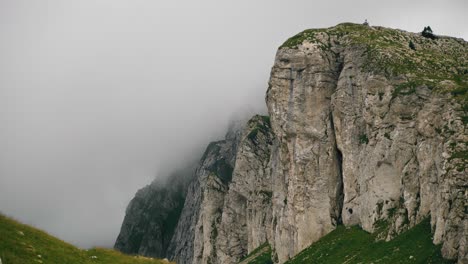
[241,218,453,264]
[238,243,273,264]
[285,218,454,264]
[0,214,170,264]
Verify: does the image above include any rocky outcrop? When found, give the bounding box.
[266,23,467,263]
[115,116,273,264]
[167,121,244,264]
[117,23,467,264]
[266,36,344,264]
[216,115,275,263]
[168,117,275,264]
[115,120,244,263]
[114,167,194,258]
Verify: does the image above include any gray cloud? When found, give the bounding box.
[1,0,466,248]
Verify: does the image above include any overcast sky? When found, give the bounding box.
[0,0,466,249]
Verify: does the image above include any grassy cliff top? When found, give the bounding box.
[0,214,171,264]
[281,23,468,103]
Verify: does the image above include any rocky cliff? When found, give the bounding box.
[216,115,275,263]
[266,23,466,263]
[116,23,467,264]
[114,166,194,258]
[167,122,243,264]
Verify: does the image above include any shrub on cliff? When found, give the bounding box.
[422,26,436,39]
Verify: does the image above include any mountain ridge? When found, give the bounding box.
[115,23,467,263]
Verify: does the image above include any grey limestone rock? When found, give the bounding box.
[266,23,467,263]
[117,24,467,264]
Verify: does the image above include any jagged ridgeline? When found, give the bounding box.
[115,23,467,264]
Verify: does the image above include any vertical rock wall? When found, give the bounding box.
[117,24,467,264]
[266,43,344,263]
[266,27,467,263]
[217,115,275,263]
[169,123,243,264]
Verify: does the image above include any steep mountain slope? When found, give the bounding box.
[116,23,467,264]
[116,120,245,263]
[215,115,275,263]
[115,166,195,258]
[167,122,243,264]
[0,214,170,264]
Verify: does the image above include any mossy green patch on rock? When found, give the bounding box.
[246,115,272,142]
[280,29,321,49]
[449,150,468,171]
[358,134,369,145]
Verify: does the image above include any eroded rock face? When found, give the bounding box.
[114,167,194,258]
[168,122,243,264]
[266,24,467,263]
[115,122,243,263]
[117,24,467,264]
[175,116,275,264]
[266,45,343,263]
[217,115,275,264]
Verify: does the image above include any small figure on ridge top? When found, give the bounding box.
[363,19,369,26]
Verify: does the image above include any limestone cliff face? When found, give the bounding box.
[116,23,467,264]
[168,116,274,264]
[216,115,275,264]
[266,23,467,263]
[266,37,344,264]
[115,116,273,264]
[167,122,244,264]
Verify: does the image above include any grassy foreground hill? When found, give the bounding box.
[243,218,454,264]
[0,214,171,264]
